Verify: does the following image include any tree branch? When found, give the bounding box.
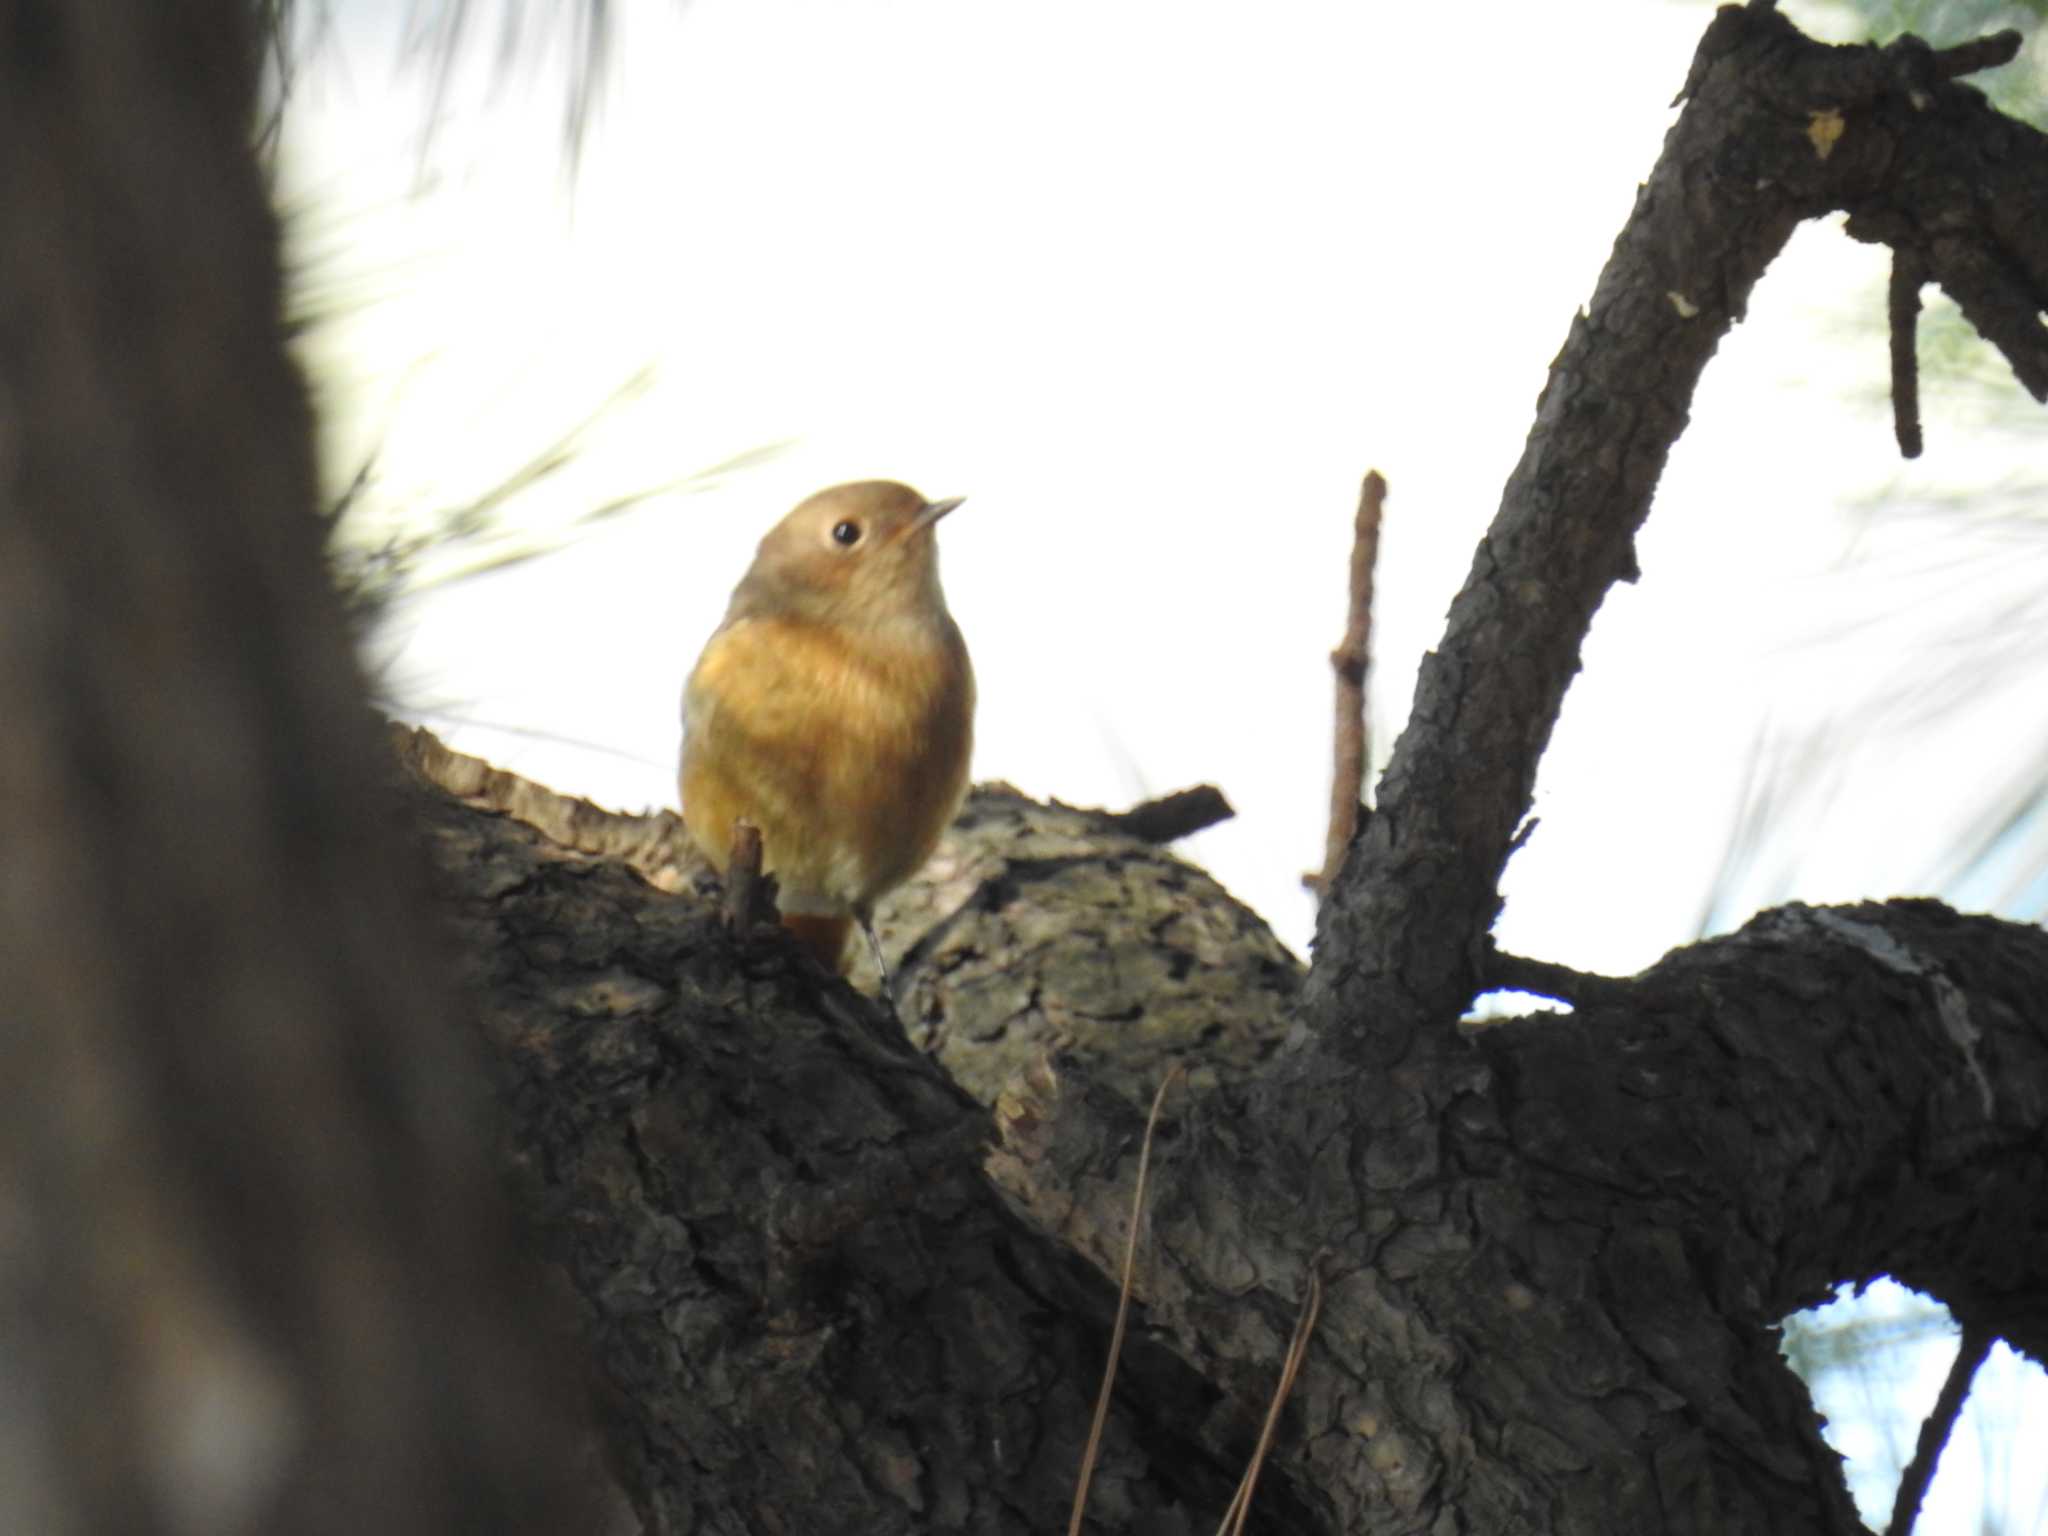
[1476,902,2048,1361]
[1476,944,1637,1009]
[1887,1320,1994,1536]
[1310,6,2048,1062]
[407,735,2048,1534]
[403,755,1309,1534]
[1092,783,1235,845]
[1314,471,1385,897]
[1889,247,1925,458]
[1931,30,2023,84]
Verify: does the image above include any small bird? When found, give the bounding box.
[680,480,974,986]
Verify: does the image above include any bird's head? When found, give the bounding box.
[733,480,963,633]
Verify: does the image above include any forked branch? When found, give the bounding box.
[1310,4,2048,1058]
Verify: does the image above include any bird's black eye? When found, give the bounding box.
[831,520,862,547]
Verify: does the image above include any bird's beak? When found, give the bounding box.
[916,496,965,529]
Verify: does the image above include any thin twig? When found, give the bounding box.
[1099,785,1235,844]
[1890,248,1925,459]
[723,819,774,931]
[1313,472,1386,896]
[1479,944,1637,1010]
[1888,1320,1994,1536]
[1932,30,2022,83]
[1066,1067,1183,1536]
[1215,1254,1327,1536]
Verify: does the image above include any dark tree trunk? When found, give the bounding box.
[7,4,2048,1536]
[0,5,591,1532]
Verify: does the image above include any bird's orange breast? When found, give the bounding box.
[680,613,973,920]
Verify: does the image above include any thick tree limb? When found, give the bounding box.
[872,784,1301,1109]
[397,725,1301,1113]
[1310,4,2048,1065]
[394,722,701,881]
[403,759,1295,1535]
[404,735,2048,1535]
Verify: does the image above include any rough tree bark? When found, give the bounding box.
[7,4,2047,1536]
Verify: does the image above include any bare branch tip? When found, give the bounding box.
[1317,470,1388,898]
[1106,785,1235,844]
[1888,252,1925,460]
[1887,1321,1996,1536]
[1479,944,1633,1010]
[1932,30,2023,83]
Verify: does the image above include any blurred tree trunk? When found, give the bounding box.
[5,4,2046,1536]
[0,5,592,1532]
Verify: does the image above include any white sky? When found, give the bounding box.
[282,0,2048,975]
[274,0,2047,1516]
[283,0,2045,969]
